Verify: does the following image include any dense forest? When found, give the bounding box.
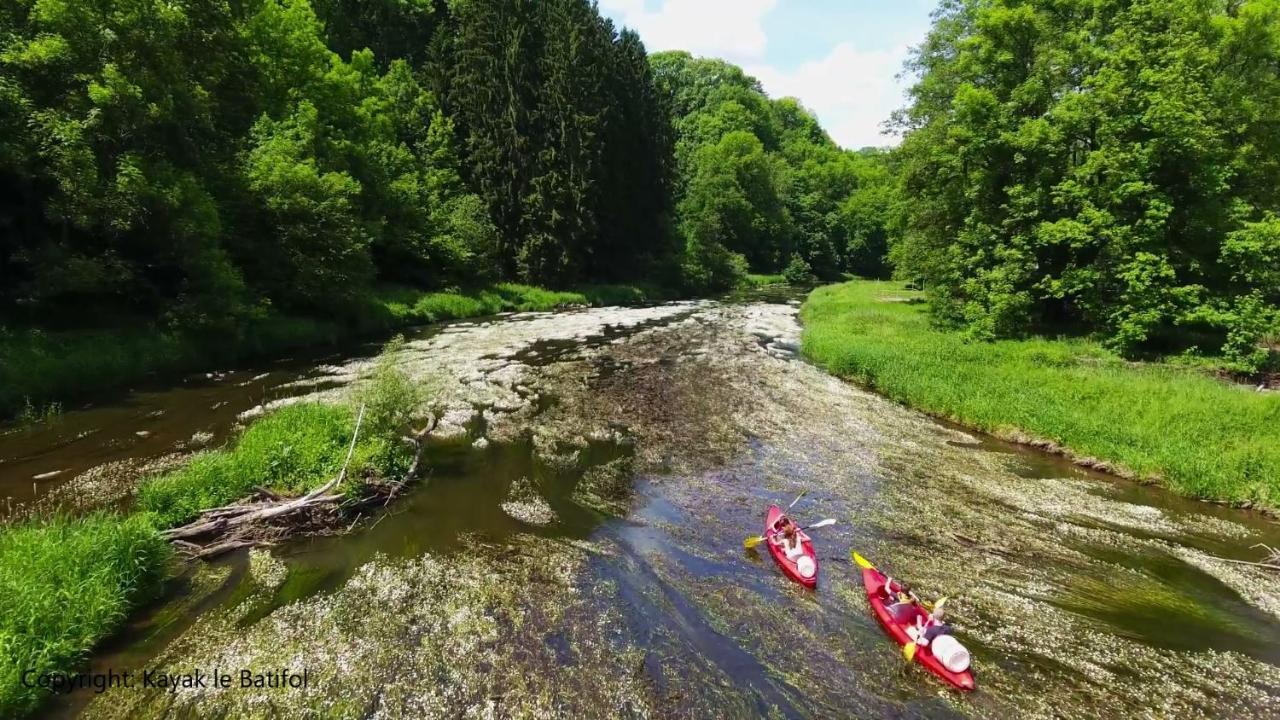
[651,51,895,290]
[892,0,1280,371]
[4,0,1276,391]
[0,0,890,339]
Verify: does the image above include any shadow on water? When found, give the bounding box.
[1048,539,1280,664]
[0,340,399,513]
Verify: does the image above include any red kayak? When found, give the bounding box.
[853,552,975,691]
[763,505,818,588]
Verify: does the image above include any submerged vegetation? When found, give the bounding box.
[802,281,1280,508]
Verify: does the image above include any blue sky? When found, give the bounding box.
[597,0,938,149]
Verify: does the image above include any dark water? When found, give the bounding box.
[0,350,382,514]
[11,296,1280,719]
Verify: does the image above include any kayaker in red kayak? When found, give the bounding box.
[765,511,818,585]
[882,577,917,622]
[907,598,954,646]
[852,552,975,689]
[777,518,805,557]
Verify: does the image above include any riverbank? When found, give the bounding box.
[0,513,170,716]
[0,282,669,422]
[0,338,425,717]
[800,280,1280,510]
[44,295,1280,720]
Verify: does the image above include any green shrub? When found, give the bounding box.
[0,514,169,717]
[742,273,786,287]
[353,336,422,439]
[782,254,816,284]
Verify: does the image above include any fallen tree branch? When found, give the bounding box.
[159,404,444,558]
[162,404,448,556]
[161,404,449,559]
[1202,545,1280,572]
[1208,555,1280,571]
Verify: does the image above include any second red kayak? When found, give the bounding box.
[853,551,975,691]
[763,505,818,588]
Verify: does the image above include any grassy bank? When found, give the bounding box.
[0,282,667,421]
[139,403,404,527]
[801,280,1280,508]
[0,514,170,716]
[1,341,419,716]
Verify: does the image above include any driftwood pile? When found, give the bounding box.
[164,405,439,559]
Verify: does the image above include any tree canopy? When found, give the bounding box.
[892,0,1280,371]
[0,0,897,332]
[652,51,896,290]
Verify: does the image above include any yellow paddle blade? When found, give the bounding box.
[903,642,917,662]
[744,535,766,549]
[851,551,875,570]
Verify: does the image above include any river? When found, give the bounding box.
[5,290,1280,719]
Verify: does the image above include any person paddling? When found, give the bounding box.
[882,577,917,623]
[774,517,805,558]
[907,597,953,646]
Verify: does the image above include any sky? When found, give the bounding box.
[597,0,938,149]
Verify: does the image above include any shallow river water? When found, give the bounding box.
[6,291,1280,719]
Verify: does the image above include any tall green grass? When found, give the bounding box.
[742,273,787,287]
[0,514,170,716]
[801,281,1280,508]
[138,403,403,527]
[1,340,422,717]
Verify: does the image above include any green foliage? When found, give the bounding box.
[242,102,373,312]
[15,397,62,428]
[651,51,898,290]
[138,403,402,527]
[894,0,1280,372]
[742,273,787,287]
[438,0,675,286]
[353,336,422,438]
[0,514,169,716]
[782,254,817,285]
[1,0,701,320]
[803,281,1280,508]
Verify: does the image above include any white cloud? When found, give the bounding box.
[746,42,911,149]
[599,1,915,148]
[599,0,778,64]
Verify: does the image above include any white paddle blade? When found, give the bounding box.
[787,490,808,509]
[808,518,837,529]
